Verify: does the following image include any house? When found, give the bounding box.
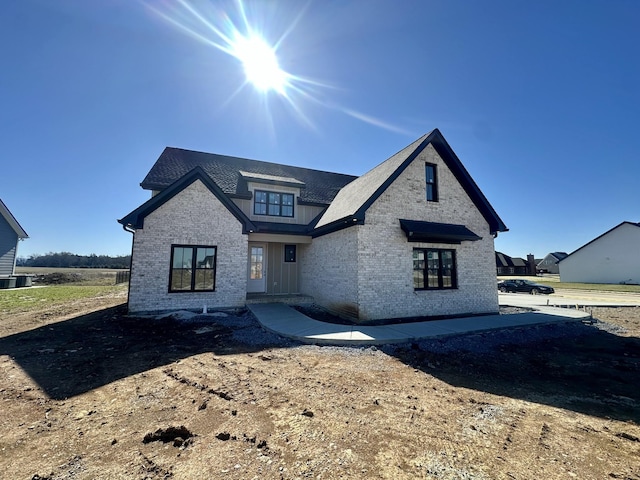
[558,222,640,284]
[495,252,536,276]
[536,252,568,274]
[119,129,508,322]
[0,198,29,287]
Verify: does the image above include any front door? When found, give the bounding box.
[247,243,266,293]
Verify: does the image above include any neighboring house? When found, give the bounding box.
[495,252,536,276]
[0,198,28,279]
[536,252,568,274]
[558,222,640,284]
[119,129,508,322]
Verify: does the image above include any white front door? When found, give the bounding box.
[247,243,266,293]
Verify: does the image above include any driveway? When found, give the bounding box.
[499,289,640,308]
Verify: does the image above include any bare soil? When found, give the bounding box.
[1,292,639,479]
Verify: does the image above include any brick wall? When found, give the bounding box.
[301,143,499,322]
[299,227,360,319]
[356,143,499,320]
[128,180,248,314]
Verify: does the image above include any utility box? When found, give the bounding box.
[0,277,17,289]
[15,275,32,287]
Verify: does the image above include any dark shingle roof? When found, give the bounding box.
[495,252,527,268]
[314,129,508,236]
[140,148,357,206]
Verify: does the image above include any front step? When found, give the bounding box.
[245,293,314,305]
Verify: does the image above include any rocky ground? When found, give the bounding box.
[1,291,639,479]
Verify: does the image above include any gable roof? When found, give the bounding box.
[0,198,28,239]
[495,252,527,268]
[118,167,256,233]
[140,147,357,206]
[558,221,640,263]
[313,129,507,236]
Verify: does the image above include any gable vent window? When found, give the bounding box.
[425,163,438,202]
[254,190,294,217]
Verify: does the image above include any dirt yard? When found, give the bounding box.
[1,290,639,479]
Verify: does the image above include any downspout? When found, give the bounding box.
[121,224,135,312]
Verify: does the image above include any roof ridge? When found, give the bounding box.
[163,146,358,179]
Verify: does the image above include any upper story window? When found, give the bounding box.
[254,190,294,217]
[425,163,438,202]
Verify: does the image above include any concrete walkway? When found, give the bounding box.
[247,302,591,346]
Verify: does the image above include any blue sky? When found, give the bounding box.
[2,0,639,260]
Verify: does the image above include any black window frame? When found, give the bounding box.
[413,248,457,290]
[425,163,438,202]
[284,244,296,263]
[169,244,217,293]
[254,190,295,217]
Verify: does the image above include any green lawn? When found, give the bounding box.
[498,275,640,293]
[0,284,127,315]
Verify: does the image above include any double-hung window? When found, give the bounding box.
[413,248,457,290]
[254,190,294,217]
[169,245,216,292]
[425,163,438,202]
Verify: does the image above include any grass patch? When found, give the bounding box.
[0,285,127,315]
[498,276,640,293]
[552,282,640,292]
[15,267,127,286]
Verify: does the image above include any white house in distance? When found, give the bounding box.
[558,221,640,284]
[119,129,508,323]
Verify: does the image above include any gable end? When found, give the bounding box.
[118,167,256,233]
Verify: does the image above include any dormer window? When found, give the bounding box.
[254,190,295,217]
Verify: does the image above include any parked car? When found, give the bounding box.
[497,279,555,295]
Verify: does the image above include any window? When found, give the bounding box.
[169,245,216,292]
[284,244,296,263]
[254,190,294,217]
[413,248,456,290]
[425,163,438,202]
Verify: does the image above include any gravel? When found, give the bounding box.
[163,306,622,357]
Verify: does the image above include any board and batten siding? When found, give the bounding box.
[265,243,299,294]
[0,216,19,277]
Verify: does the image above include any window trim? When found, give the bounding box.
[253,190,295,217]
[413,247,457,290]
[169,244,217,293]
[425,163,438,202]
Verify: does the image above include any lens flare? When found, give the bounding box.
[231,34,289,94]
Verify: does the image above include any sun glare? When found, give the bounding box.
[232,34,288,94]
[146,0,409,134]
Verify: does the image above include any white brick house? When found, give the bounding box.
[119,129,507,322]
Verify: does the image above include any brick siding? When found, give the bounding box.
[128,180,247,314]
[301,144,499,322]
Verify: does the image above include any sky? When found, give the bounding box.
[1,0,639,260]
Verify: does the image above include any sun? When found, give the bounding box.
[231,33,289,94]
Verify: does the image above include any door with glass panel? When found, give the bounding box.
[247,243,266,293]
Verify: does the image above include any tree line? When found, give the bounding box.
[17,252,131,269]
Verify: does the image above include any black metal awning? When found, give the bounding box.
[399,219,482,244]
